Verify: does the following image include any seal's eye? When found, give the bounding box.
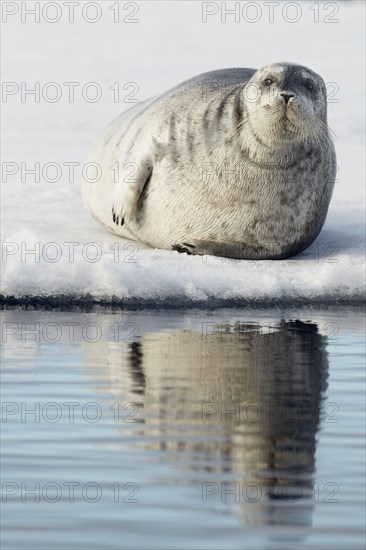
[304,80,315,91]
[264,78,273,86]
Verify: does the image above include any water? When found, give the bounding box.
[1,306,365,549]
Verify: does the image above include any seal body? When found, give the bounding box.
[82,63,336,259]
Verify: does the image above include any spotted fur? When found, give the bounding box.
[82,63,336,259]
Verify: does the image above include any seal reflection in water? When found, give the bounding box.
[82,63,336,259]
[95,320,329,538]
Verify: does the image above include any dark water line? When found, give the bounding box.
[0,295,365,313]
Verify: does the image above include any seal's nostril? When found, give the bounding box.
[280,92,296,104]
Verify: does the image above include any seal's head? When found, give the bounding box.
[242,63,328,152]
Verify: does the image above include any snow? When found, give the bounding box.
[1,1,365,306]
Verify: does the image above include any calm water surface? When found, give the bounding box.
[1,306,365,549]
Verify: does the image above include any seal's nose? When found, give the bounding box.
[280,92,296,104]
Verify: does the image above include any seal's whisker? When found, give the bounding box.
[228,113,250,141]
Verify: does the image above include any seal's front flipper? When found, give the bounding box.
[172,239,282,260]
[112,158,152,226]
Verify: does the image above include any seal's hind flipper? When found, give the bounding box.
[171,243,196,255]
[172,239,282,260]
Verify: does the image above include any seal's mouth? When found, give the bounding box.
[271,104,302,138]
[267,101,297,126]
[280,100,299,126]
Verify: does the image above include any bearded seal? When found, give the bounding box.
[82,63,336,259]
